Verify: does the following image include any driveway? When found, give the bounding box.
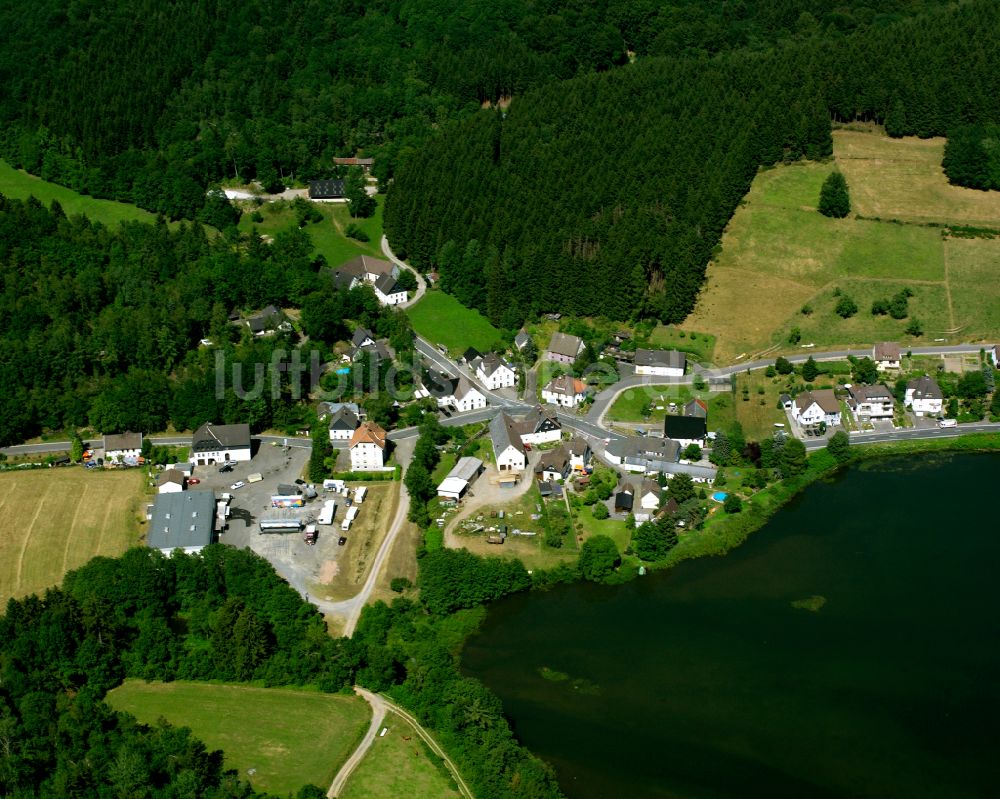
[443,458,539,549]
[382,236,427,309]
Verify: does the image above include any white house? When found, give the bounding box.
[791,389,841,427]
[328,406,360,442]
[633,349,686,377]
[373,272,408,306]
[848,384,895,421]
[475,353,517,390]
[567,437,592,472]
[905,376,944,417]
[156,469,186,494]
[991,345,1000,369]
[873,342,901,371]
[541,374,589,408]
[452,378,487,412]
[635,478,662,523]
[516,406,562,445]
[490,413,527,472]
[147,491,216,555]
[535,446,570,482]
[418,371,487,412]
[103,431,143,465]
[546,332,585,365]
[351,328,376,349]
[191,423,252,466]
[349,422,387,471]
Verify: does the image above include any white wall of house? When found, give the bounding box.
[875,358,900,371]
[157,482,185,495]
[546,351,576,365]
[541,389,585,407]
[537,467,564,482]
[634,364,684,377]
[329,428,354,442]
[350,441,384,471]
[478,364,516,390]
[158,545,207,557]
[792,402,840,426]
[375,288,407,306]
[495,446,526,471]
[455,389,487,411]
[853,400,893,419]
[105,447,141,463]
[521,429,561,445]
[570,453,590,472]
[193,446,252,465]
[905,391,943,416]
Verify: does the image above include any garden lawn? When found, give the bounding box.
[0,160,160,227]
[339,712,463,799]
[606,385,693,423]
[106,680,371,797]
[646,326,717,364]
[407,291,501,356]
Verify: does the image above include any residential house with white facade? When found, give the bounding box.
[545,332,585,365]
[515,406,562,445]
[475,352,517,390]
[535,446,571,482]
[490,412,527,472]
[349,422,387,471]
[847,384,895,421]
[103,432,143,465]
[905,376,944,417]
[791,389,842,427]
[328,406,360,442]
[873,342,901,371]
[635,478,662,523]
[191,423,252,465]
[333,255,407,306]
[541,374,589,408]
[633,349,686,377]
[567,437,592,473]
[156,469,186,494]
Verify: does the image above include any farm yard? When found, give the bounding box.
[106,680,370,797]
[684,130,1000,362]
[0,468,144,605]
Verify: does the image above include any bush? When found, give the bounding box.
[835,294,858,318]
[592,503,610,520]
[723,494,743,514]
[345,223,370,242]
[390,577,412,593]
[818,171,851,218]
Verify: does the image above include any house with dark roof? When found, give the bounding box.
[684,398,708,418]
[778,393,793,411]
[332,255,406,306]
[514,331,532,351]
[148,491,217,555]
[245,305,291,336]
[103,432,143,465]
[663,415,708,447]
[535,445,570,482]
[156,469,186,494]
[614,484,634,512]
[490,412,527,472]
[476,352,517,390]
[633,349,686,377]
[373,272,408,306]
[791,389,841,427]
[308,179,346,200]
[847,384,895,421]
[352,327,376,349]
[606,436,681,474]
[515,406,562,445]
[328,406,360,442]
[541,374,589,408]
[416,370,487,412]
[567,437,592,472]
[545,332,585,365]
[873,342,901,370]
[191,423,252,465]
[460,347,482,365]
[905,376,943,417]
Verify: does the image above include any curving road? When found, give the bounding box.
[382,235,427,309]
[327,687,388,798]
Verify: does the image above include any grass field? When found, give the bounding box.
[646,325,717,364]
[107,680,370,796]
[606,385,693,423]
[685,130,1000,361]
[0,160,161,228]
[237,196,384,268]
[0,469,144,605]
[407,291,501,356]
[339,711,463,799]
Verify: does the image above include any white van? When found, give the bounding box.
[938,418,957,428]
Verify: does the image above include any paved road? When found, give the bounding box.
[804,420,1000,451]
[382,235,427,309]
[0,433,311,458]
[327,687,387,798]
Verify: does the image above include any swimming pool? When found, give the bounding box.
[335,367,350,375]
[711,491,728,502]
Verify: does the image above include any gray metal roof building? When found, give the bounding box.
[148,491,216,553]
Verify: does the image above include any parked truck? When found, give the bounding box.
[271,495,305,508]
[303,525,318,545]
[317,500,337,525]
[341,506,359,531]
[354,486,367,505]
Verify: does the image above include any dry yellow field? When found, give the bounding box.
[684,130,1000,361]
[0,468,144,604]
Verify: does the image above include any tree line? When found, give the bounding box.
[384,0,1000,326]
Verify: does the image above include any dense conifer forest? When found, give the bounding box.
[385,0,1000,323]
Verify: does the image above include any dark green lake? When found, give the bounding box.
[462,454,1000,798]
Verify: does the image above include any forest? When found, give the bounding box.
[384,0,1000,324]
[0,195,416,446]
[0,544,556,799]
[0,0,954,221]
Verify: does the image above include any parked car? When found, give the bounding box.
[230,481,246,490]
[939,418,957,428]
[188,477,201,485]
[218,462,235,473]
[294,478,306,485]
[338,536,347,546]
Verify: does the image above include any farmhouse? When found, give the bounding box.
[308,179,346,200]
[541,374,589,408]
[156,469,186,494]
[328,406,360,442]
[103,431,143,465]
[515,405,562,445]
[663,415,707,448]
[148,491,216,555]
[349,422,387,471]
[475,352,517,390]
[791,389,841,427]
[847,384,895,421]
[535,446,570,482]
[490,412,527,472]
[633,348,686,377]
[905,376,944,417]
[333,255,406,306]
[191,423,252,465]
[873,342,901,371]
[545,332,585,364]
